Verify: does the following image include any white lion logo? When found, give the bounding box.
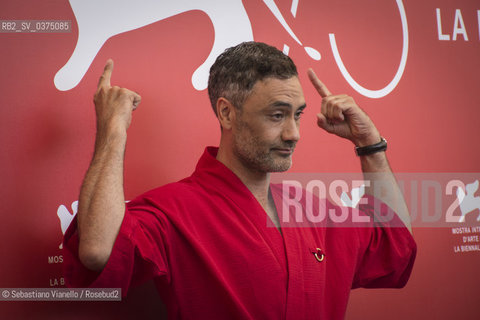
[54,0,407,99]
[56,201,78,249]
[456,180,480,222]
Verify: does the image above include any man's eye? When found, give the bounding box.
[271,113,284,120]
[295,111,304,120]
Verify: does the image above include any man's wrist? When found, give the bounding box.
[353,131,381,147]
[94,124,128,152]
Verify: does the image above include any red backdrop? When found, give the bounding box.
[1,0,479,319]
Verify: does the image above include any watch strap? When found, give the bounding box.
[355,137,387,156]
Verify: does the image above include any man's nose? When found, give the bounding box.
[281,118,300,142]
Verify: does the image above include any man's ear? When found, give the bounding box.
[216,97,236,130]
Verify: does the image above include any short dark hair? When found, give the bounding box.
[208,41,298,116]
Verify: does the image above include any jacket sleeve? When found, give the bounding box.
[62,196,170,297]
[352,195,417,289]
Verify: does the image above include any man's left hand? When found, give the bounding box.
[307,68,381,147]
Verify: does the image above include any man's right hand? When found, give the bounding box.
[93,59,141,135]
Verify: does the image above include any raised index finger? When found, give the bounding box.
[307,68,332,98]
[97,59,114,88]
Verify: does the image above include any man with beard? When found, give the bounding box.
[64,42,416,319]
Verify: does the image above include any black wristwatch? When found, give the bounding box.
[355,137,387,156]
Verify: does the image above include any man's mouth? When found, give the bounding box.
[272,147,294,156]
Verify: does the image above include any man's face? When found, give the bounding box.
[232,76,306,173]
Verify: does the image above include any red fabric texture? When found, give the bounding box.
[63,147,416,319]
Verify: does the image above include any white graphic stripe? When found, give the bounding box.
[329,0,408,99]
